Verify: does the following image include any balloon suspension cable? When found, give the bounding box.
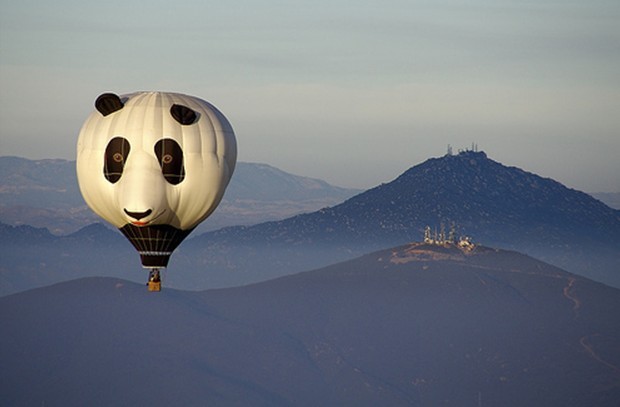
[147,268,162,292]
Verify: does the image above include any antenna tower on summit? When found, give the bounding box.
[422,223,475,250]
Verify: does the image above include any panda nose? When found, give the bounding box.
[124,209,153,221]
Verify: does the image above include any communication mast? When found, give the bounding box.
[422,222,475,250]
[424,226,433,243]
[448,222,456,243]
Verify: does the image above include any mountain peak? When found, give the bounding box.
[186,150,619,289]
[446,148,488,160]
[397,149,518,182]
[389,241,478,264]
[351,150,617,239]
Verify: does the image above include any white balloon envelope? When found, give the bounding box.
[77,91,237,277]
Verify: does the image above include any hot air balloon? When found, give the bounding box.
[76,92,237,291]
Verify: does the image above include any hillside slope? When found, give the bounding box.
[2,244,619,406]
[183,150,620,288]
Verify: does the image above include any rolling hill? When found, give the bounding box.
[2,243,619,406]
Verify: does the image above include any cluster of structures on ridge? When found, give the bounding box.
[423,224,475,250]
[446,143,480,156]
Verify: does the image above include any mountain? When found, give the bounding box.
[2,243,619,406]
[592,192,620,210]
[0,157,98,234]
[0,222,136,296]
[210,162,360,231]
[0,156,359,234]
[2,151,618,296]
[180,150,620,289]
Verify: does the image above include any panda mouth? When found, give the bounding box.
[125,209,166,226]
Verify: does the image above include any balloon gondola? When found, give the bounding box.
[77,92,237,291]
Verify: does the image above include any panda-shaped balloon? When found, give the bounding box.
[77,92,237,286]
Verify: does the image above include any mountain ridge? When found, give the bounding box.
[194,151,619,244]
[181,150,619,288]
[0,156,360,234]
[1,151,618,295]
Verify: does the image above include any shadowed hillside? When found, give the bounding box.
[2,244,619,406]
[181,150,620,288]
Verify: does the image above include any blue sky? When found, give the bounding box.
[1,0,619,191]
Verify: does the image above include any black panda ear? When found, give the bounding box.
[170,104,197,125]
[95,93,124,116]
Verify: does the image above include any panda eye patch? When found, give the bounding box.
[104,137,131,183]
[154,139,185,185]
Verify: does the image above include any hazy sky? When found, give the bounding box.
[1,0,619,191]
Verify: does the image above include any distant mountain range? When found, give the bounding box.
[0,156,360,234]
[1,151,619,296]
[177,150,620,289]
[2,243,619,406]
